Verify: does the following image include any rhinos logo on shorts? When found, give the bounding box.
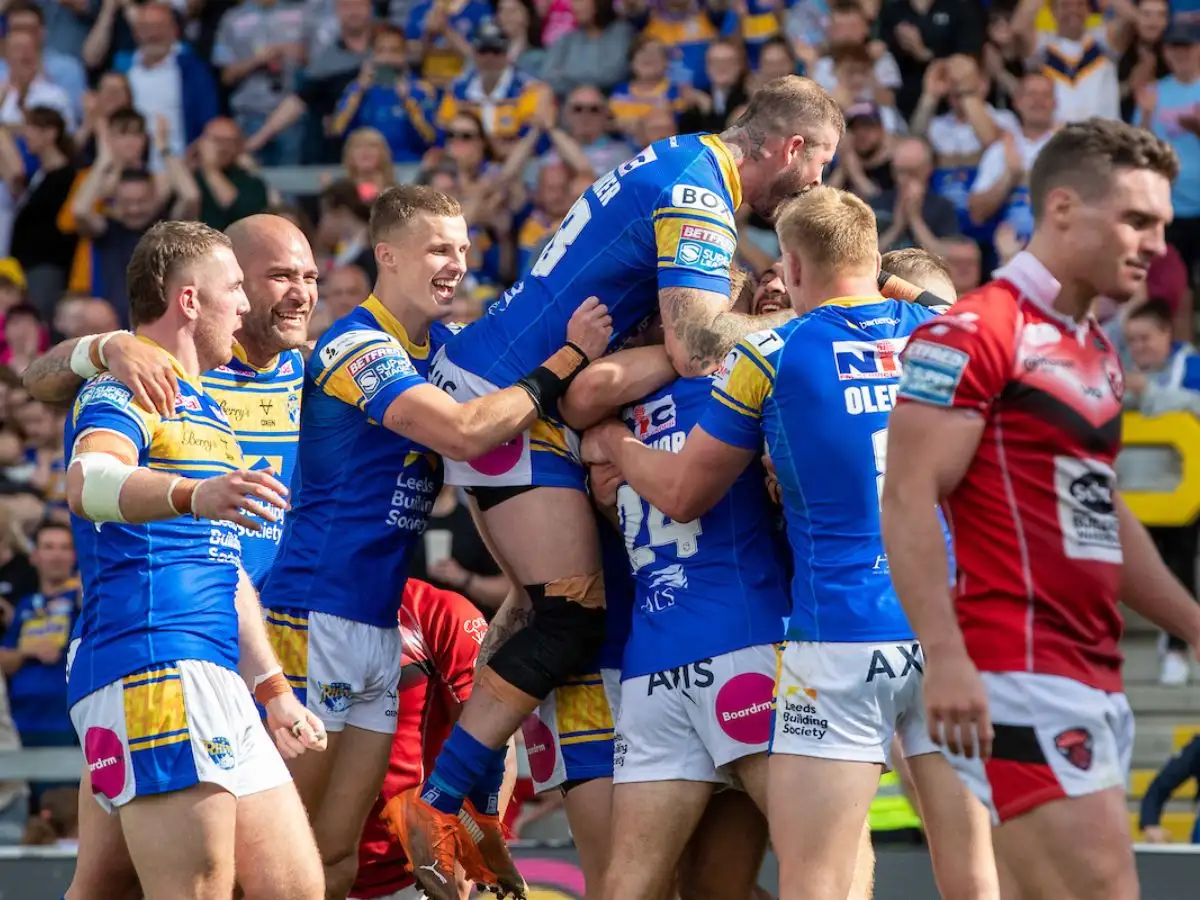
[204,737,235,770]
[319,681,354,714]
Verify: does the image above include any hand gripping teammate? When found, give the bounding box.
[884,119,1199,900]
[584,188,998,900]
[63,222,326,900]
[395,77,844,898]
[255,185,610,900]
[26,214,322,900]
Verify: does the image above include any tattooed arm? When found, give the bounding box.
[22,338,86,405]
[24,333,178,417]
[659,286,795,377]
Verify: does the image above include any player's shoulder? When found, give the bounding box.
[312,307,409,376]
[913,282,1019,344]
[650,134,736,213]
[75,372,138,411]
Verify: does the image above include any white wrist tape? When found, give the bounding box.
[70,336,101,379]
[97,332,124,369]
[74,452,136,523]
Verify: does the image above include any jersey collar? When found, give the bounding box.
[702,135,743,211]
[230,341,281,374]
[136,335,202,389]
[994,250,1085,332]
[362,293,430,360]
[818,295,884,308]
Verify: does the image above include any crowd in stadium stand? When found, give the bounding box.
[0,0,1199,848]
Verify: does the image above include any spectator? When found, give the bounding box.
[609,36,685,140]
[0,523,79,760]
[116,2,221,159]
[516,161,573,277]
[940,234,982,296]
[80,0,140,74]
[0,305,45,376]
[245,0,375,163]
[318,178,376,281]
[968,71,1057,245]
[69,169,173,325]
[11,396,65,516]
[0,30,75,131]
[52,295,119,340]
[873,135,960,253]
[1115,0,1170,121]
[1011,0,1125,122]
[0,3,87,122]
[330,26,438,165]
[0,673,28,844]
[439,109,500,190]
[812,1,902,103]
[534,85,631,184]
[633,103,678,146]
[436,21,553,150]
[340,128,399,203]
[540,0,634,97]
[982,5,1027,109]
[496,0,547,77]
[195,117,270,231]
[212,0,308,166]
[631,0,727,90]
[405,0,492,87]
[826,45,907,132]
[832,101,896,197]
[10,108,77,318]
[754,35,799,87]
[21,785,78,848]
[310,262,369,338]
[1140,735,1200,841]
[1138,21,1200,283]
[879,0,987,118]
[73,72,134,162]
[678,39,749,134]
[0,502,38,637]
[39,0,93,61]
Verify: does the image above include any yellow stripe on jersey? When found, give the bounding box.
[530,418,573,459]
[741,10,781,41]
[699,135,743,211]
[715,344,774,417]
[654,217,738,269]
[123,667,189,750]
[150,417,244,475]
[265,611,310,688]
[555,680,614,744]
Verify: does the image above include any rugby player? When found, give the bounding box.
[257,185,611,900]
[25,213,320,900]
[63,221,326,900]
[398,77,845,893]
[883,119,1198,899]
[583,187,998,900]
[878,249,956,308]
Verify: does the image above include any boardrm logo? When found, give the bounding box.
[832,339,908,381]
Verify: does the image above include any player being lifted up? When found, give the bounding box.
[584,188,998,900]
[256,185,610,900]
[63,222,327,900]
[395,77,844,900]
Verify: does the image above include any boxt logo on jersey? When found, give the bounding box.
[832,339,908,381]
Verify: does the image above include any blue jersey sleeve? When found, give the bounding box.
[71,376,156,454]
[313,327,427,423]
[698,330,782,450]
[653,166,738,296]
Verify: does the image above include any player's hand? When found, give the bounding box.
[566,297,613,361]
[265,692,327,758]
[1141,825,1171,844]
[923,646,993,760]
[105,332,179,418]
[581,419,625,466]
[588,462,624,508]
[762,453,781,505]
[192,469,289,530]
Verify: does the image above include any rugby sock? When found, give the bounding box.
[467,747,508,817]
[421,725,494,815]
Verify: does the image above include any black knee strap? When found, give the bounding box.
[488,585,607,701]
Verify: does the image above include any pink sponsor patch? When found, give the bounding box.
[84,727,127,799]
[469,434,524,477]
[521,715,557,785]
[714,673,775,745]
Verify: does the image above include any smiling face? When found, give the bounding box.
[377,213,471,322]
[233,219,319,356]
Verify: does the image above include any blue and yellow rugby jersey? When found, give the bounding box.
[738,0,794,69]
[260,295,452,629]
[617,376,788,679]
[202,346,304,589]
[446,133,742,386]
[597,511,634,672]
[608,80,686,134]
[698,300,937,644]
[65,349,247,706]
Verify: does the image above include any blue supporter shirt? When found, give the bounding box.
[617,376,788,678]
[261,295,452,628]
[1137,75,1200,219]
[446,133,742,386]
[202,346,304,588]
[2,581,80,737]
[699,299,939,643]
[66,345,247,705]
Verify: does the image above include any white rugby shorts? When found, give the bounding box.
[944,671,1133,824]
[615,644,777,785]
[263,608,401,734]
[70,659,291,811]
[770,640,938,763]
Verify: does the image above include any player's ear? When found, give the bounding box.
[784,134,805,164]
[874,249,882,278]
[375,240,396,270]
[178,285,199,321]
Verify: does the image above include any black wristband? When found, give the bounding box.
[514,341,590,418]
[914,290,949,309]
[877,270,891,291]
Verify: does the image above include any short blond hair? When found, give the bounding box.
[369,185,462,245]
[127,221,232,327]
[880,248,952,290]
[726,75,845,148]
[775,186,877,276]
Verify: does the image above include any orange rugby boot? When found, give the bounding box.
[460,799,528,900]
[381,787,473,900]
